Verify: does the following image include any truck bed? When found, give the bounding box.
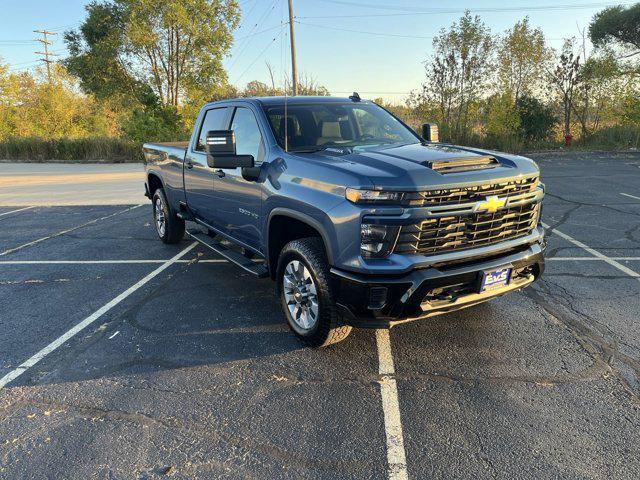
[142,141,189,164]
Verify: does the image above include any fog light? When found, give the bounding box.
[369,286,388,309]
[361,224,399,258]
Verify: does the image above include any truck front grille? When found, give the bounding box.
[402,176,538,207]
[394,201,540,256]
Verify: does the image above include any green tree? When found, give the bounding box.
[497,17,550,102]
[124,0,240,106]
[589,3,640,60]
[516,95,556,143]
[484,93,521,147]
[421,11,494,141]
[64,1,146,103]
[65,0,240,107]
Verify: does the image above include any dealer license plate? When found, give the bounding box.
[480,267,512,292]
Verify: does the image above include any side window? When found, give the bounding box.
[195,107,228,152]
[231,107,264,164]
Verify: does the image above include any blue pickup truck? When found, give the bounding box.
[143,95,545,347]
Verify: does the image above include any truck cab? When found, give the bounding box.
[143,96,546,347]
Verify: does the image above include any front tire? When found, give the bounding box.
[152,188,185,244]
[277,238,352,347]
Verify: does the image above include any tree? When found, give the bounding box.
[124,0,240,106]
[484,93,521,138]
[64,1,147,103]
[550,39,581,140]
[589,4,640,60]
[0,64,118,139]
[497,17,550,102]
[516,95,556,143]
[421,11,494,141]
[65,0,240,107]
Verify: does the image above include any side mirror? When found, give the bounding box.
[422,123,439,143]
[205,130,254,169]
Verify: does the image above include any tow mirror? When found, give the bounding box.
[422,123,439,143]
[205,130,254,169]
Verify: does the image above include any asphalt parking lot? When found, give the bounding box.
[0,152,639,479]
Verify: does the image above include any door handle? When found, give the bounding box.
[185,161,194,169]
[214,169,225,178]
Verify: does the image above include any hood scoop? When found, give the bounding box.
[426,155,499,174]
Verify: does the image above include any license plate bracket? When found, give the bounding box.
[479,266,512,293]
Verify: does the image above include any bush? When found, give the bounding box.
[0,137,143,162]
[572,125,640,150]
[121,104,190,143]
[517,95,556,143]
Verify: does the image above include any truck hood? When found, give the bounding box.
[293,142,540,190]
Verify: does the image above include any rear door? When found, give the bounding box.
[183,106,230,225]
[209,105,266,250]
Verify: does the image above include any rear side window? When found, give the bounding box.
[195,107,228,152]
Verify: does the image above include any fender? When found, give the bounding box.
[266,207,336,266]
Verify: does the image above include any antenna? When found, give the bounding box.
[34,29,58,84]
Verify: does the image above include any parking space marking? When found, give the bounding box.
[620,192,640,201]
[0,206,35,218]
[0,259,227,265]
[0,204,144,257]
[376,329,409,480]
[0,242,197,390]
[543,222,640,279]
[548,257,640,261]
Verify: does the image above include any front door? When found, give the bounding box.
[210,106,265,250]
[183,106,230,226]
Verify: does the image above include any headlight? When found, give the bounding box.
[346,189,403,204]
[361,223,400,258]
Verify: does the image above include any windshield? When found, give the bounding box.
[264,102,420,152]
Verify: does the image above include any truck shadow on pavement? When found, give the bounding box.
[27,254,378,387]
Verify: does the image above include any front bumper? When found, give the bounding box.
[331,239,545,328]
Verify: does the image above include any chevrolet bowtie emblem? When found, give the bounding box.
[475,195,507,213]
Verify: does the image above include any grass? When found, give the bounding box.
[1,125,638,163]
[0,137,144,163]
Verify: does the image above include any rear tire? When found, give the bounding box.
[276,237,352,347]
[152,188,185,244]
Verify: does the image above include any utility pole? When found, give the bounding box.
[287,0,298,96]
[34,29,58,84]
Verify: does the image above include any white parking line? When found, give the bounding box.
[620,192,640,201]
[0,205,144,257]
[0,206,35,218]
[0,242,197,390]
[548,257,640,261]
[376,329,409,480]
[0,259,227,265]
[543,222,640,279]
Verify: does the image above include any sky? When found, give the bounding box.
[0,0,635,103]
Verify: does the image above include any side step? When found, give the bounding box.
[176,202,194,221]
[185,229,269,278]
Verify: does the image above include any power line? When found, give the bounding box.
[296,21,434,39]
[235,23,283,41]
[234,29,284,84]
[299,1,635,19]
[228,0,279,71]
[296,20,568,41]
[33,29,58,84]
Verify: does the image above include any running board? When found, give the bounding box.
[177,202,195,221]
[185,229,269,278]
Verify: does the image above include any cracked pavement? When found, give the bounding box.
[0,151,639,479]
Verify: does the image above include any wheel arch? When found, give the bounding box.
[267,208,335,280]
